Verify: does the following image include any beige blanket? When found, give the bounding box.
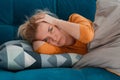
[73,0,120,76]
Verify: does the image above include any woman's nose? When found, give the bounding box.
[49,34,57,42]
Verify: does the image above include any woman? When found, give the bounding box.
[18,10,94,55]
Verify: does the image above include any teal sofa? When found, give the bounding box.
[0,0,120,80]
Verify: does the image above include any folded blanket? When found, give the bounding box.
[73,0,120,76]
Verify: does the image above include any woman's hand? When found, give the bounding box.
[36,13,59,25]
[33,41,46,51]
[33,40,63,54]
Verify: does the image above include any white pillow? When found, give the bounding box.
[0,40,81,71]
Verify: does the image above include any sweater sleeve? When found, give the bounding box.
[35,42,64,54]
[69,13,94,44]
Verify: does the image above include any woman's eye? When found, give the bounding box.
[50,27,53,32]
[48,26,53,33]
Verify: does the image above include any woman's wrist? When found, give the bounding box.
[54,18,60,26]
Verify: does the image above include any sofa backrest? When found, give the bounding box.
[0,0,96,45]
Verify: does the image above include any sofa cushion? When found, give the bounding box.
[0,69,14,80]
[57,0,96,21]
[0,67,120,80]
[15,68,120,80]
[12,0,96,25]
[0,40,81,71]
[13,0,57,26]
[0,25,16,45]
[0,0,13,25]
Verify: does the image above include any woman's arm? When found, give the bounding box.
[68,14,94,43]
[36,14,80,40]
[56,19,80,40]
[36,13,94,43]
[33,41,45,51]
[56,13,94,43]
[33,41,63,54]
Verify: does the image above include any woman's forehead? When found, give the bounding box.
[38,22,50,32]
[36,22,49,40]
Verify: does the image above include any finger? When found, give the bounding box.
[35,19,45,23]
[39,13,45,18]
[37,13,45,18]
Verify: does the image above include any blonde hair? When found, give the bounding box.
[18,9,58,43]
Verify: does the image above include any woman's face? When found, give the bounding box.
[35,22,75,47]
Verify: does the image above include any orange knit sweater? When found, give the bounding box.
[35,14,94,55]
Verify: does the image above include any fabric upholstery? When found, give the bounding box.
[13,0,57,26]
[57,0,96,20]
[0,25,17,44]
[0,67,120,80]
[0,0,13,25]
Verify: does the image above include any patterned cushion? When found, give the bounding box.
[0,40,81,71]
